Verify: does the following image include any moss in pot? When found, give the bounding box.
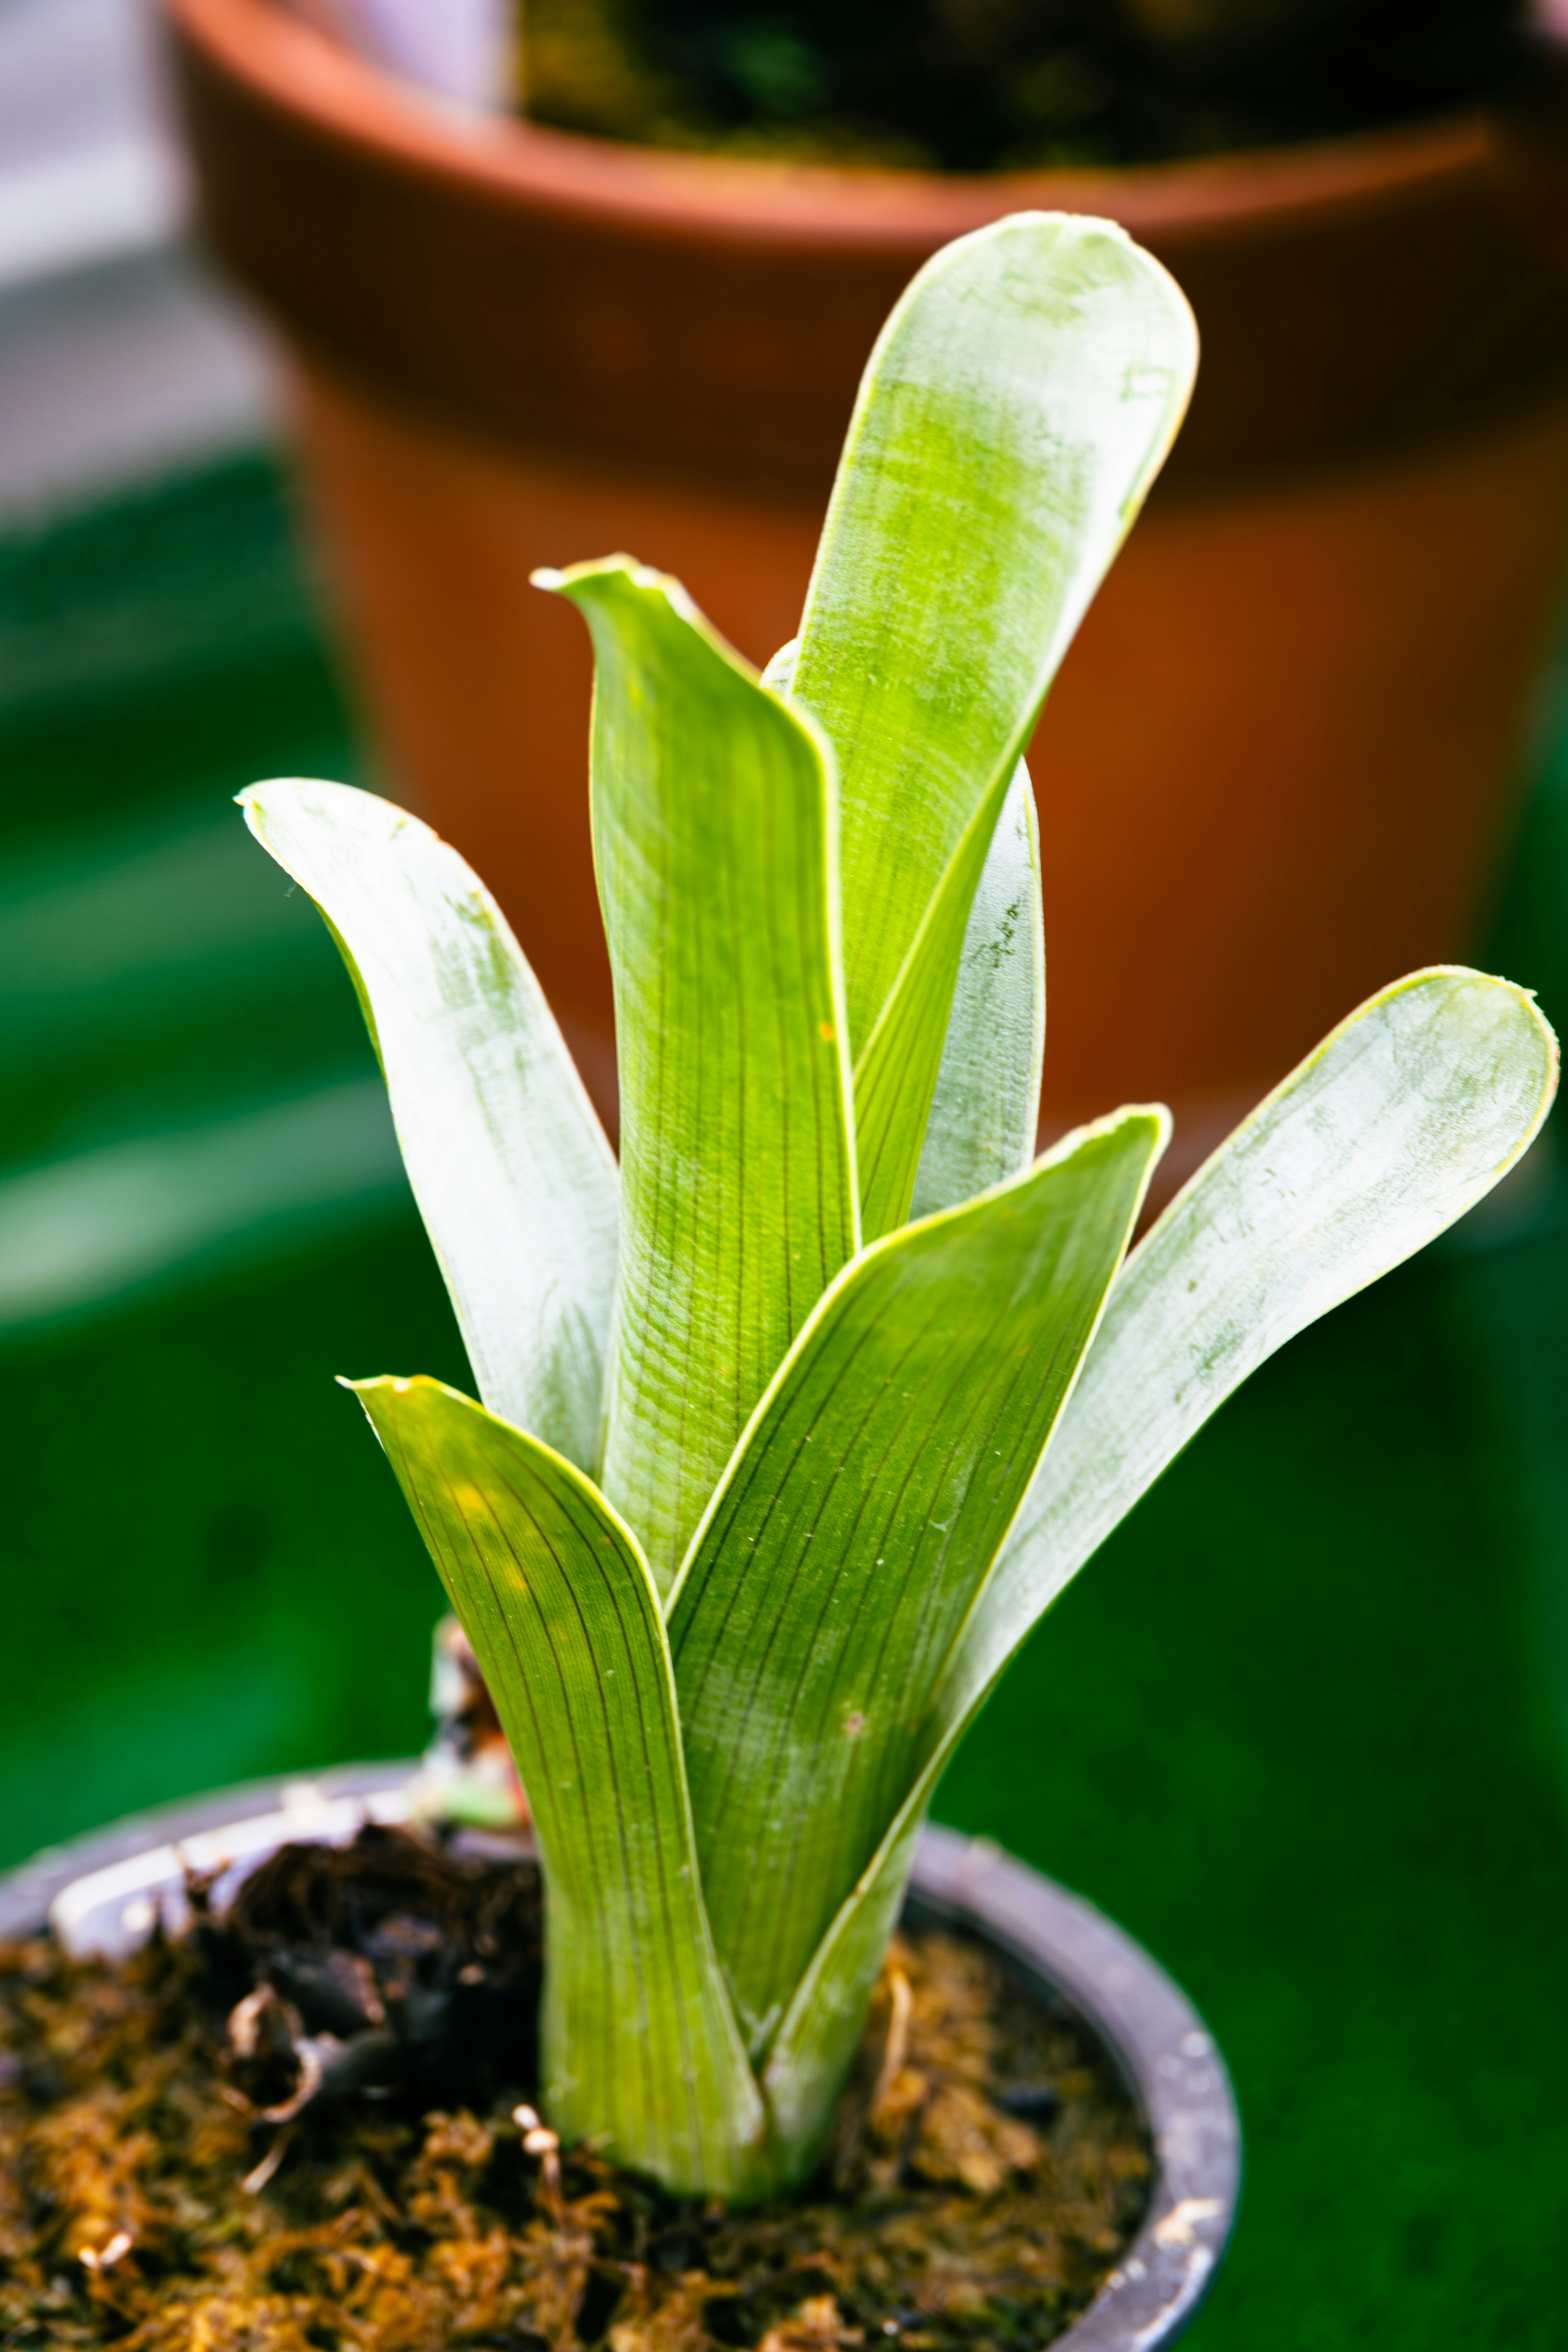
[0,214,1559,2347]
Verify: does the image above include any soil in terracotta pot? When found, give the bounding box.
[0,1824,1150,2351]
[519,0,1521,170]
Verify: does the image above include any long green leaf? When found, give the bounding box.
[668,1106,1167,2074]
[242,781,618,1472]
[767,644,1046,1233]
[764,966,1559,2147]
[910,760,1044,1220]
[349,1374,769,2197]
[789,212,1195,1232]
[538,562,859,1590]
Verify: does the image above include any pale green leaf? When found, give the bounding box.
[764,967,1558,2144]
[944,966,1560,1730]
[241,781,617,1471]
[910,760,1044,1220]
[668,1107,1167,2076]
[537,561,859,1590]
[788,211,1195,1231]
[349,1374,769,2197]
[768,629,1045,1234]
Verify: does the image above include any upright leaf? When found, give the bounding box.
[350,1375,769,2198]
[668,1107,1167,2068]
[764,967,1559,2148]
[769,637,1047,1233]
[538,561,859,1589]
[242,781,618,1472]
[790,211,1196,1231]
[910,760,1044,1221]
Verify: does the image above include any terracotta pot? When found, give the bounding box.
[2,1768,1241,2348]
[163,0,1568,1155]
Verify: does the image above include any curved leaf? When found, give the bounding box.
[241,780,618,1472]
[764,967,1559,2146]
[946,966,1560,1726]
[668,1107,1167,2073]
[349,1374,769,2197]
[539,562,859,1589]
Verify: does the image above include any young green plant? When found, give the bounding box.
[242,212,1558,2203]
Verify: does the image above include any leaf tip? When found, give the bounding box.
[1128,1100,1174,1155]
[532,553,667,604]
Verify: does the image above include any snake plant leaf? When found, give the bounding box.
[763,966,1559,2147]
[348,1374,769,2198]
[667,1105,1167,2069]
[241,781,617,1471]
[537,560,859,1592]
[909,760,1044,1221]
[789,212,1195,1231]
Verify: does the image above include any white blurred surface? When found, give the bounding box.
[284,0,511,108]
[0,0,279,521]
[0,252,278,517]
[0,0,181,293]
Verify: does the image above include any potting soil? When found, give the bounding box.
[0,1825,1149,2351]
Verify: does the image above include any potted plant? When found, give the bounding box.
[0,214,1556,2350]
[161,0,1568,1160]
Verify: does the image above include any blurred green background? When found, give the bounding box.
[2,456,1566,2348]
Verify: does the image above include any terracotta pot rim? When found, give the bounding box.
[163,0,1492,254]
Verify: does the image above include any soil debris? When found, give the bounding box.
[0,1825,1149,2350]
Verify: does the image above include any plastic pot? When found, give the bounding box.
[163,0,1568,1156]
[1,1764,1241,2349]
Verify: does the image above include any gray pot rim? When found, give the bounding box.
[0,1764,1240,2350]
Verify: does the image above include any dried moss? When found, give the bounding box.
[0,1830,1148,2351]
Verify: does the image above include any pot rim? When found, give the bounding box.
[163,0,1488,255]
[0,1763,1240,2352]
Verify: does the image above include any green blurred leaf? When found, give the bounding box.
[349,1374,768,2196]
[910,760,1044,1220]
[790,212,1195,1234]
[241,781,617,1471]
[668,1106,1167,2079]
[763,967,1559,2144]
[540,561,858,1589]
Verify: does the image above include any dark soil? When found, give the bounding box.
[519,0,1522,172]
[0,1825,1150,2351]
